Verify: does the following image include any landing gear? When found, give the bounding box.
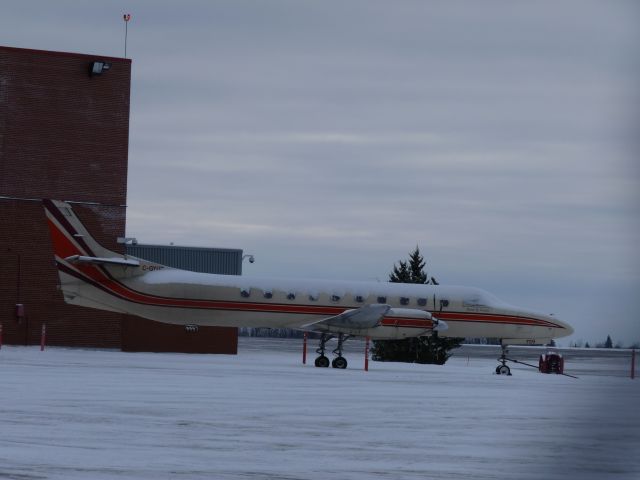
[332,357,348,369]
[314,333,350,369]
[331,333,350,369]
[314,333,332,368]
[493,344,577,378]
[495,344,512,376]
[315,355,330,368]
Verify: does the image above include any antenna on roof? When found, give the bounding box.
[123,13,132,58]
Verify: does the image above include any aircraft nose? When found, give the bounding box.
[564,321,574,337]
[553,316,573,338]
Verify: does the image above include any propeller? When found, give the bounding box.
[432,316,448,332]
[431,297,449,332]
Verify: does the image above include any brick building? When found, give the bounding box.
[0,45,237,353]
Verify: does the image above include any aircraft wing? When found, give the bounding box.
[300,304,447,334]
[301,304,391,332]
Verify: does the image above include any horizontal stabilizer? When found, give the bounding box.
[64,255,140,267]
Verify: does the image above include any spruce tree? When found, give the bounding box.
[389,260,411,283]
[605,335,613,348]
[372,246,462,364]
[389,247,431,284]
[408,246,428,284]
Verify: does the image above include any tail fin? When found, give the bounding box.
[43,199,157,312]
[44,199,122,261]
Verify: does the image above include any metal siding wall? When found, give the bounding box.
[126,245,242,275]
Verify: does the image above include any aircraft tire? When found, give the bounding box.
[497,365,511,376]
[332,357,348,369]
[315,356,330,368]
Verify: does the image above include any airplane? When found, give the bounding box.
[44,199,573,373]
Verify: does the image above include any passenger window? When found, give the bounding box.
[354,295,364,303]
[377,296,387,303]
[331,295,341,302]
[263,291,273,299]
[400,297,409,306]
[287,292,296,300]
[240,288,250,298]
[417,298,427,306]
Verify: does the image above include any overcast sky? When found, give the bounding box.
[3,1,639,345]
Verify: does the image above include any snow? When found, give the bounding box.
[1,339,638,480]
[140,268,481,302]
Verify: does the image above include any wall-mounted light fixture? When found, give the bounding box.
[90,61,112,76]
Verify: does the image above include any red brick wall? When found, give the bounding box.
[0,46,130,204]
[121,317,238,354]
[0,46,237,353]
[0,199,126,347]
[0,46,131,347]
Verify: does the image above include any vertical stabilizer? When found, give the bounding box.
[43,199,120,261]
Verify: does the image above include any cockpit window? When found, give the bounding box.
[462,290,501,308]
[463,296,485,307]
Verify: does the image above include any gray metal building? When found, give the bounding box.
[126,244,243,275]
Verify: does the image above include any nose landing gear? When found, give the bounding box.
[494,344,578,378]
[496,345,512,376]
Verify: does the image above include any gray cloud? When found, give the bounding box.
[3,0,639,344]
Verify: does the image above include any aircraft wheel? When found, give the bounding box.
[332,357,348,369]
[315,356,330,368]
[497,365,511,376]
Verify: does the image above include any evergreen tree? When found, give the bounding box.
[373,246,462,365]
[408,246,428,284]
[605,335,613,348]
[389,246,434,284]
[584,342,590,348]
[389,260,411,283]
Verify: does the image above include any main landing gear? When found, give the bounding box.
[315,333,350,369]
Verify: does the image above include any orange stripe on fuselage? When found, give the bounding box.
[63,261,561,330]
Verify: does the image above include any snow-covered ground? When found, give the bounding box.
[1,338,638,480]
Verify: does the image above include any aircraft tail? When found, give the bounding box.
[44,200,124,259]
[43,199,157,312]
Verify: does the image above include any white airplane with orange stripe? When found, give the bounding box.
[44,199,573,372]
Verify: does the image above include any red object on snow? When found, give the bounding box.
[302,332,307,365]
[364,336,370,372]
[539,352,564,374]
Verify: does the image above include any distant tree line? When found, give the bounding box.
[239,327,313,339]
[568,335,638,349]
